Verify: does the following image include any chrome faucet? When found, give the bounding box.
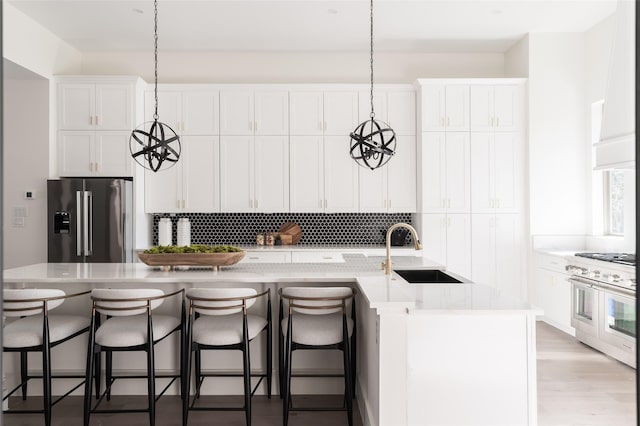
[383,223,422,275]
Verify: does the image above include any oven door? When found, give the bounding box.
[600,289,636,353]
[570,277,599,337]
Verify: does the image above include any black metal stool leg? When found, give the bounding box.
[106,351,113,400]
[283,317,293,426]
[194,349,202,399]
[84,317,96,426]
[147,344,156,426]
[267,315,273,399]
[342,322,353,426]
[42,338,52,426]
[20,351,28,400]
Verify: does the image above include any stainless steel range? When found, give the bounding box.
[566,252,636,368]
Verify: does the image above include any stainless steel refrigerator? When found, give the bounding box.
[47,178,133,263]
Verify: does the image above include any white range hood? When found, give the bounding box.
[595,0,636,170]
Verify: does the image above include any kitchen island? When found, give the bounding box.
[3,255,538,426]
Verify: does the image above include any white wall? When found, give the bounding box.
[528,33,588,236]
[504,36,529,78]
[80,51,506,83]
[2,78,50,268]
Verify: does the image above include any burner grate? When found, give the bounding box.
[575,252,636,266]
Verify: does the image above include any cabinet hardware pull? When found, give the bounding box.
[447,217,451,227]
[177,200,181,209]
[250,199,253,208]
[490,199,494,208]
[496,117,499,127]
[384,200,387,208]
[447,198,451,208]
[182,200,186,209]
[182,121,186,131]
[323,256,333,260]
[255,199,258,209]
[324,199,327,209]
[249,257,259,260]
[319,200,323,208]
[388,199,391,208]
[319,121,323,131]
[496,199,500,208]
[95,162,99,172]
[446,116,450,126]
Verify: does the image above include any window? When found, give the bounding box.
[605,170,624,235]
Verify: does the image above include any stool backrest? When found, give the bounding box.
[186,288,258,315]
[91,289,165,316]
[3,289,66,317]
[280,287,354,315]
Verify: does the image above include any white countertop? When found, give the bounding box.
[4,255,536,314]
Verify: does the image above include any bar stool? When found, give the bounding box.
[2,288,91,426]
[278,286,357,426]
[83,288,185,426]
[183,287,272,426]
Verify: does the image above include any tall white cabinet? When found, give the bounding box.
[57,76,143,177]
[416,79,526,295]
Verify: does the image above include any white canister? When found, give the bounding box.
[158,218,172,246]
[177,218,191,247]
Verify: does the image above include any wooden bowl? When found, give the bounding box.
[138,251,245,271]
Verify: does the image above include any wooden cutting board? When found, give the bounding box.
[278,222,302,245]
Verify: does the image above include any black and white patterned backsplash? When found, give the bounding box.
[152,213,413,246]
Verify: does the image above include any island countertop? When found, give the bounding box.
[3,254,535,313]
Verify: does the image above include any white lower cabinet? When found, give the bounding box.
[471,214,521,297]
[534,254,574,334]
[145,136,219,213]
[241,251,291,263]
[59,131,132,177]
[421,214,471,278]
[359,135,417,212]
[220,135,289,212]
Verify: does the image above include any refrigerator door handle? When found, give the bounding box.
[84,191,93,256]
[76,191,83,256]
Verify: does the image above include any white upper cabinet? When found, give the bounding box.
[470,85,521,132]
[324,136,359,212]
[470,132,519,213]
[419,213,471,279]
[420,84,469,132]
[290,91,324,135]
[421,132,470,213]
[220,90,288,135]
[145,90,219,135]
[290,135,324,212]
[387,91,417,135]
[324,91,359,135]
[57,77,140,177]
[220,135,289,212]
[145,135,219,213]
[60,83,133,130]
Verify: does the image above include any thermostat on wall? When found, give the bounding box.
[24,191,35,200]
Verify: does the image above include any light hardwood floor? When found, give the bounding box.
[537,321,637,426]
[3,322,636,425]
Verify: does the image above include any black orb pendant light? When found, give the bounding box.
[349,0,396,170]
[130,0,181,172]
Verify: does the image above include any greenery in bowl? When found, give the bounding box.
[143,244,243,254]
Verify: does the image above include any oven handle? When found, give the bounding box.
[568,276,635,297]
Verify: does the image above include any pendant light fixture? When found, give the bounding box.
[349,0,396,170]
[130,0,180,172]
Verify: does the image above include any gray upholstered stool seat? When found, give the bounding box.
[281,312,354,346]
[192,313,267,346]
[4,314,90,348]
[95,314,181,347]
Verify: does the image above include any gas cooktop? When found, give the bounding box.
[575,252,636,266]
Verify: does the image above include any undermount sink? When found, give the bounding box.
[393,269,463,284]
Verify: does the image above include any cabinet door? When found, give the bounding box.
[471,214,496,288]
[387,91,416,135]
[420,85,445,131]
[289,91,323,135]
[493,133,518,212]
[58,131,94,176]
[444,85,469,131]
[290,136,324,212]
[445,132,471,213]
[421,132,446,212]
[359,166,387,212]
[220,136,253,211]
[493,85,519,131]
[145,91,181,131]
[94,131,132,177]
[255,136,289,212]
[254,91,289,135]
[324,136,359,212]
[495,214,521,297]
[220,91,254,135]
[182,136,219,212]
[446,214,471,279]
[59,84,94,130]
[421,214,447,266]
[182,92,219,135]
[535,268,573,331]
[144,161,181,213]
[470,132,493,213]
[95,84,133,130]
[387,135,417,212]
[469,86,494,131]
[324,91,358,135]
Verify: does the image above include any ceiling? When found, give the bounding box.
[8,0,618,53]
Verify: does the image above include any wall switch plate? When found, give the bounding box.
[14,207,27,218]
[13,217,25,227]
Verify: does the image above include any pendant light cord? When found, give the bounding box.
[369,0,375,119]
[153,0,159,120]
